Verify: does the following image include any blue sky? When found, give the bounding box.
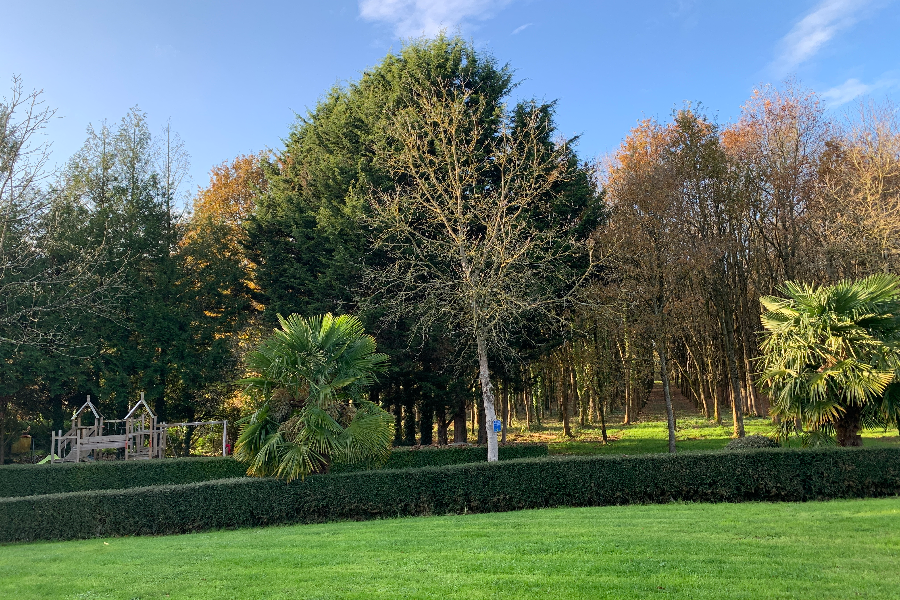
[2,0,898,199]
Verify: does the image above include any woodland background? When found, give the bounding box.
[3,35,899,461]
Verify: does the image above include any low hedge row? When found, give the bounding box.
[0,457,248,499]
[3,447,898,543]
[332,443,548,472]
[0,444,548,498]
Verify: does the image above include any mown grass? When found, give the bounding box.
[2,498,899,599]
[506,415,900,456]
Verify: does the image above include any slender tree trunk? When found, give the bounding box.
[436,404,448,446]
[475,333,499,461]
[574,366,586,427]
[560,358,572,437]
[393,398,402,446]
[453,410,467,444]
[739,317,762,417]
[500,380,508,444]
[598,389,608,443]
[403,387,416,446]
[588,389,597,425]
[658,340,676,454]
[698,373,710,419]
[476,397,487,445]
[621,335,632,425]
[419,401,434,445]
[0,396,7,465]
[715,272,746,437]
[722,315,746,438]
[714,373,723,425]
[524,383,532,427]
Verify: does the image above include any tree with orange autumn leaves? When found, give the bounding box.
[593,82,900,446]
[176,153,270,426]
[7,35,900,458]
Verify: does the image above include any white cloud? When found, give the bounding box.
[359,0,513,37]
[773,0,870,74]
[821,78,873,105]
[511,22,531,35]
[821,74,898,106]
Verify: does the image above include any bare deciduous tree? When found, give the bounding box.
[364,76,596,461]
[0,76,121,349]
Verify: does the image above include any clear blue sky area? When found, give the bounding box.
[2,0,898,198]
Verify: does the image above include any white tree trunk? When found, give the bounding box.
[476,332,499,462]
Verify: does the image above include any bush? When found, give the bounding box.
[0,444,548,498]
[332,443,548,472]
[725,435,780,450]
[0,457,248,499]
[3,447,899,543]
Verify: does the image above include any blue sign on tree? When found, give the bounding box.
[493,419,502,433]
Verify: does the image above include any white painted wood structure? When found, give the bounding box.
[51,393,228,463]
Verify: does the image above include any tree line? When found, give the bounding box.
[2,36,899,461]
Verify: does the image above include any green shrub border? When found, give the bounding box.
[2,447,899,543]
[0,444,548,498]
[333,443,548,472]
[0,457,248,499]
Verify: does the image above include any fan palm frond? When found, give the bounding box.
[235,313,392,480]
[758,275,900,446]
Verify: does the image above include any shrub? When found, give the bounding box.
[0,457,248,499]
[332,443,548,472]
[725,435,780,450]
[0,444,548,498]
[2,447,899,543]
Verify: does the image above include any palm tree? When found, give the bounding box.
[759,274,900,446]
[235,313,392,481]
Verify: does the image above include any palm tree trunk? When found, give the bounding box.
[835,404,864,447]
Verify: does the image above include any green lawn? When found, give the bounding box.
[506,416,900,456]
[2,498,899,599]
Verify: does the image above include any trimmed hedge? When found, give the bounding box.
[0,444,548,498]
[2,447,899,543]
[725,434,781,450]
[332,443,548,472]
[0,457,248,499]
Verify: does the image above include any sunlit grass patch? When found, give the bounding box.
[2,498,899,599]
[506,417,900,456]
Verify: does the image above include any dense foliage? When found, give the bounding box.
[0,457,248,498]
[724,435,780,450]
[3,447,899,542]
[4,35,900,461]
[0,443,548,497]
[235,313,392,481]
[330,442,548,472]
